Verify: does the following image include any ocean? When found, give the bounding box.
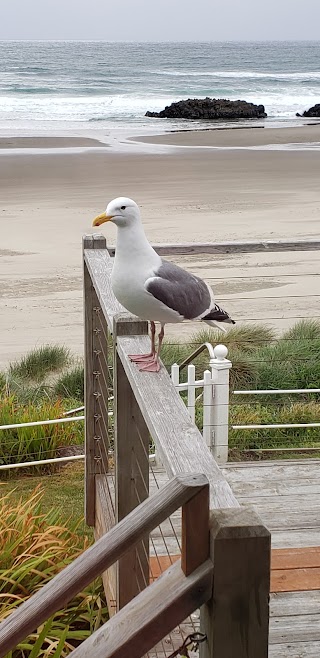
[0,40,319,134]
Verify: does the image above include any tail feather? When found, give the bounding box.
[202,304,235,329]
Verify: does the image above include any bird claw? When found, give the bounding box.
[129,353,154,363]
[138,360,161,372]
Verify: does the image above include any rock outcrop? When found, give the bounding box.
[296,103,320,118]
[146,97,267,120]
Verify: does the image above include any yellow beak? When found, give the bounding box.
[92,212,114,227]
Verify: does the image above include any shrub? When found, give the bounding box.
[0,487,108,656]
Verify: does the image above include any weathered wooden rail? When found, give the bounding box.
[83,235,271,657]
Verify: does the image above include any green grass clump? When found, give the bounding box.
[55,366,84,402]
[252,324,320,393]
[0,485,107,656]
[9,345,70,382]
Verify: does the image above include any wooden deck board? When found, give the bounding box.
[98,459,320,656]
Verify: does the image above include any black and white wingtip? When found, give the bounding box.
[202,304,235,333]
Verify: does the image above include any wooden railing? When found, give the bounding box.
[0,475,211,658]
[83,235,271,657]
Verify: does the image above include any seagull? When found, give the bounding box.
[93,197,235,372]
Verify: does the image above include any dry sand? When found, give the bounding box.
[0,126,320,368]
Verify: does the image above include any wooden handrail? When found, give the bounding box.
[84,247,124,333]
[83,236,271,657]
[116,331,239,510]
[0,474,209,658]
[68,559,213,658]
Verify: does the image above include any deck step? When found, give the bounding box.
[150,547,320,593]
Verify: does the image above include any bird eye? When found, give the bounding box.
[120,205,126,210]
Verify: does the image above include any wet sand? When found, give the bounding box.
[134,123,320,148]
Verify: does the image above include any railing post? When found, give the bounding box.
[83,233,107,527]
[113,313,150,610]
[200,508,271,658]
[209,344,232,465]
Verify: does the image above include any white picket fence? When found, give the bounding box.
[171,343,320,464]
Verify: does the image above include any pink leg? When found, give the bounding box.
[138,324,165,372]
[129,321,156,363]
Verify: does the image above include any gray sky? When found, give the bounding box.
[1,0,320,41]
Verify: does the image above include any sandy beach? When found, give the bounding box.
[1,125,320,369]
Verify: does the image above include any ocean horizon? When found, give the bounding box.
[0,40,319,134]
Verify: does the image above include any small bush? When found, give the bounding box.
[0,487,108,656]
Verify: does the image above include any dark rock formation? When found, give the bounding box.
[146,97,267,120]
[296,103,320,118]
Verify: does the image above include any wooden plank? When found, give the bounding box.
[269,613,320,644]
[269,642,320,658]
[149,549,320,593]
[95,476,117,616]
[200,507,271,658]
[113,315,149,610]
[271,567,320,593]
[222,460,320,482]
[116,334,239,510]
[270,590,320,617]
[106,238,320,257]
[272,547,320,570]
[272,529,320,549]
[181,483,209,576]
[0,474,209,657]
[149,555,180,581]
[83,234,107,526]
[67,559,213,658]
[247,508,320,530]
[222,480,320,498]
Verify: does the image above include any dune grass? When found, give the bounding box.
[54,365,84,401]
[9,345,70,382]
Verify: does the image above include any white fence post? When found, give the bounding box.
[187,364,196,423]
[209,344,232,465]
[203,369,214,449]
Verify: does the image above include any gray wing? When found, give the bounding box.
[145,259,212,320]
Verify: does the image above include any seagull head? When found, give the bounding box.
[92,197,140,228]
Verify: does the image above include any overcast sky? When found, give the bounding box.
[1,0,320,41]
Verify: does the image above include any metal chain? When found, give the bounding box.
[166,632,207,658]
